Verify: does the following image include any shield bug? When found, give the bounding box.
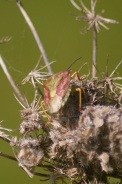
[43,70,84,114]
[43,70,72,114]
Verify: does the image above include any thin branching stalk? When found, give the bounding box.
[92,26,97,77]
[0,152,17,162]
[109,60,122,77]
[0,56,28,107]
[16,0,53,75]
[70,0,118,78]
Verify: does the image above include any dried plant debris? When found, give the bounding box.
[0,64,122,183]
[50,106,122,182]
[17,138,44,177]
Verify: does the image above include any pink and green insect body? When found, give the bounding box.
[44,70,72,114]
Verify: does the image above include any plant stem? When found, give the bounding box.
[0,152,17,162]
[16,0,53,75]
[92,26,97,78]
[0,56,28,107]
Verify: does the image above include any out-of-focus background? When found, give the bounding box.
[0,0,122,183]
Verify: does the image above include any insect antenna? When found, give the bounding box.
[67,56,82,70]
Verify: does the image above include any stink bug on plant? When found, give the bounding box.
[44,70,71,114]
[43,70,84,114]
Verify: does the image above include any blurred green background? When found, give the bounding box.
[0,0,122,183]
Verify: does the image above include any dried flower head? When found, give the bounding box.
[17,138,44,177]
[70,0,118,32]
[49,105,122,182]
[22,59,53,86]
[20,95,44,134]
[18,138,44,167]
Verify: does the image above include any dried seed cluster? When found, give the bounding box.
[50,106,122,181]
[0,70,122,183]
[18,138,44,167]
[20,106,42,134]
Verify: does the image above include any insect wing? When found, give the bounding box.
[44,70,71,113]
